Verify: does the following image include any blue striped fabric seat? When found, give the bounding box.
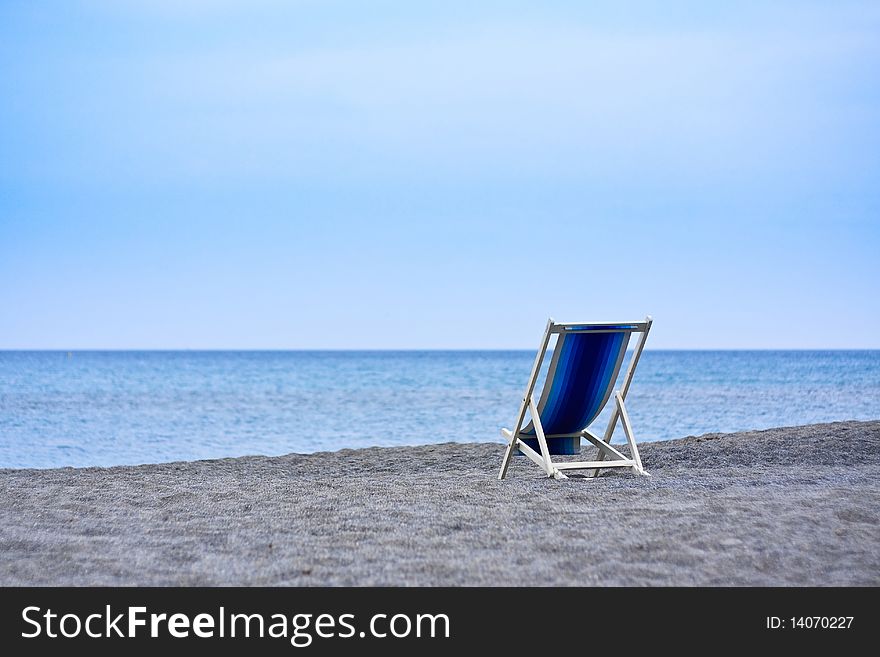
[519,328,631,455]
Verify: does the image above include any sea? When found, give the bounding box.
[1,350,878,469]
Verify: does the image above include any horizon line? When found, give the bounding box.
[2,348,879,353]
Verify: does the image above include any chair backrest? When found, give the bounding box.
[528,325,636,435]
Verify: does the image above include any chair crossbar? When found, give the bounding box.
[551,320,648,329]
[582,432,629,462]
[553,460,636,470]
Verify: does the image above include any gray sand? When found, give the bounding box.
[1,421,878,586]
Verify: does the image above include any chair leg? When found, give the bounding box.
[589,413,616,478]
[529,397,559,478]
[498,428,518,480]
[616,392,649,476]
[498,319,555,480]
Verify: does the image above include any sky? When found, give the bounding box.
[1,1,878,349]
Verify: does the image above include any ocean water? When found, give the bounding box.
[1,350,878,469]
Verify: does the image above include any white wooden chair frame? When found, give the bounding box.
[498,316,653,480]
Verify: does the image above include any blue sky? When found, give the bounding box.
[1,1,878,349]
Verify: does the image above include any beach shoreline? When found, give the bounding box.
[1,420,878,586]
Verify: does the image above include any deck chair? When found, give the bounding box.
[498,317,652,480]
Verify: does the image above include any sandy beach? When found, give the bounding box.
[1,420,878,586]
